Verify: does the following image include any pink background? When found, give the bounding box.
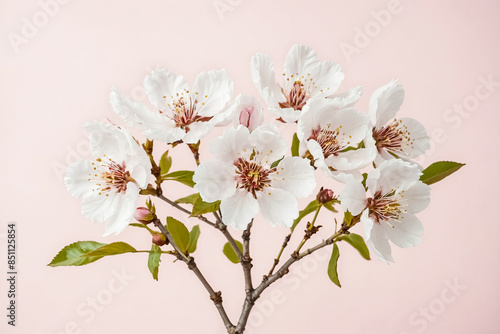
[1,0,499,333]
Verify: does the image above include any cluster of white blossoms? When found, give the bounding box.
[65,44,433,263]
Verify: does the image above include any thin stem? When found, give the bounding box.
[294,206,322,254]
[157,194,216,227]
[152,218,235,332]
[268,233,291,276]
[242,221,253,293]
[134,250,176,255]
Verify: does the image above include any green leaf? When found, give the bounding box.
[175,193,200,205]
[291,133,300,157]
[223,241,243,264]
[159,150,172,176]
[343,210,353,226]
[191,197,220,216]
[188,225,201,253]
[323,202,337,213]
[327,243,341,287]
[166,217,190,253]
[338,233,370,260]
[148,244,162,281]
[361,173,368,190]
[161,170,195,187]
[87,242,137,257]
[270,157,284,168]
[48,241,106,267]
[420,161,465,185]
[291,200,319,232]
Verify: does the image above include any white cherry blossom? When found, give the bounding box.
[193,125,316,229]
[65,122,151,236]
[297,97,376,183]
[339,159,431,263]
[110,69,233,144]
[369,80,430,164]
[251,44,344,123]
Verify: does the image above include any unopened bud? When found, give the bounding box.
[317,188,335,204]
[232,95,264,132]
[135,207,154,224]
[152,233,168,246]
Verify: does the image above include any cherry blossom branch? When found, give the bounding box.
[152,218,235,332]
[241,221,254,293]
[234,224,351,333]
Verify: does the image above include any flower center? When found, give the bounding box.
[234,158,274,199]
[372,119,414,155]
[89,157,135,195]
[309,124,351,158]
[164,95,212,132]
[279,81,309,111]
[366,189,407,224]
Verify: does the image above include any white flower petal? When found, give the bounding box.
[270,157,316,199]
[193,160,237,203]
[325,146,375,171]
[102,183,140,236]
[143,127,185,144]
[339,182,367,215]
[310,61,344,97]
[249,123,287,164]
[257,188,299,227]
[192,69,233,117]
[369,80,404,129]
[396,118,430,159]
[210,126,252,162]
[81,192,118,223]
[250,53,283,108]
[220,189,259,230]
[109,88,171,132]
[327,86,363,107]
[231,94,265,132]
[306,139,326,168]
[362,210,394,263]
[328,170,363,183]
[401,181,431,214]
[367,159,422,195]
[64,160,95,198]
[382,214,423,249]
[283,44,319,80]
[182,121,214,144]
[144,69,188,111]
[271,106,303,123]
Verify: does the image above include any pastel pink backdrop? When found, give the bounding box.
[1,0,499,333]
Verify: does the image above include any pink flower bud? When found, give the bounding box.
[135,207,154,224]
[152,233,168,246]
[232,95,264,132]
[317,188,335,204]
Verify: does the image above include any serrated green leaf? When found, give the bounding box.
[338,233,370,260]
[48,241,106,267]
[327,243,341,287]
[188,225,201,253]
[166,217,190,253]
[148,244,161,281]
[175,193,200,205]
[223,241,243,264]
[191,197,220,216]
[291,200,319,232]
[87,242,137,257]
[161,170,195,187]
[291,133,300,157]
[159,150,172,176]
[420,161,465,185]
